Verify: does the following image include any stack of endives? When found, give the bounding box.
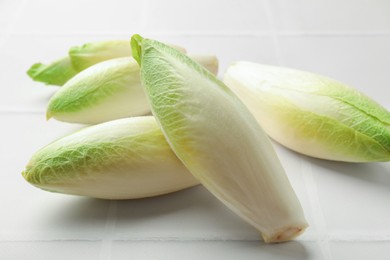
[23,35,390,243]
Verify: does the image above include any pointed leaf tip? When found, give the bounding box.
[130,34,144,65]
[45,110,52,121]
[27,63,44,79]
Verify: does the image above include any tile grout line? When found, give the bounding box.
[7,31,390,38]
[262,2,330,257]
[99,201,118,260]
[2,232,390,243]
[328,232,390,242]
[5,31,265,37]
[262,1,331,257]
[95,3,149,257]
[279,30,390,37]
[300,157,332,260]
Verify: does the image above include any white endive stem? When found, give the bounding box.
[131,35,308,243]
[22,117,199,199]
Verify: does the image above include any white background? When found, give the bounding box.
[1,0,390,259]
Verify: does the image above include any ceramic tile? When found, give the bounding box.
[13,0,143,34]
[270,0,390,32]
[309,158,390,235]
[1,241,101,260]
[114,185,260,240]
[111,240,323,260]
[0,0,23,32]
[0,34,6,47]
[329,241,390,260]
[0,180,110,240]
[145,0,270,33]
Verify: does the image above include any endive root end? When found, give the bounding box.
[262,225,307,243]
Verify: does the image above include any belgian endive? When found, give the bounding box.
[131,35,307,243]
[224,62,390,162]
[22,117,199,199]
[69,40,186,71]
[27,40,186,86]
[46,55,219,124]
[27,56,78,86]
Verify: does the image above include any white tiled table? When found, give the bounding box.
[1,0,390,259]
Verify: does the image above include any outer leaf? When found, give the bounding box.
[69,39,186,71]
[47,57,146,124]
[27,40,185,86]
[131,35,307,243]
[47,55,219,124]
[223,61,390,162]
[22,117,199,199]
[27,56,78,86]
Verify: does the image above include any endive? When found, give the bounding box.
[131,35,307,243]
[27,40,185,86]
[47,54,219,124]
[27,56,78,86]
[69,39,186,71]
[22,117,199,199]
[224,62,390,162]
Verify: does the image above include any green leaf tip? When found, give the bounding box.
[27,63,57,85]
[26,57,78,86]
[130,34,144,65]
[27,62,44,78]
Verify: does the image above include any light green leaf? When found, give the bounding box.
[69,39,186,71]
[223,61,390,162]
[47,55,219,124]
[27,40,186,86]
[27,56,78,86]
[47,57,146,124]
[131,34,307,243]
[22,116,199,199]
